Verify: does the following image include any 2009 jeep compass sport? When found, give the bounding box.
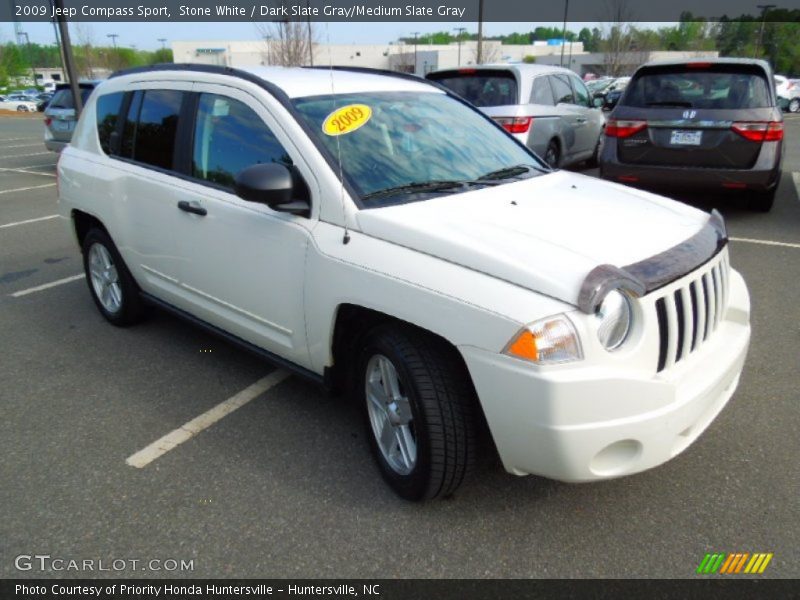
[58,65,751,501]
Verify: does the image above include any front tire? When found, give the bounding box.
[82,228,145,326]
[544,139,560,168]
[789,98,800,113]
[357,325,477,501]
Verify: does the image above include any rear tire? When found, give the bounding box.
[81,228,145,326]
[357,325,477,501]
[747,188,776,213]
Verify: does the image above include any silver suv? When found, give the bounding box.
[427,64,605,168]
[43,82,100,152]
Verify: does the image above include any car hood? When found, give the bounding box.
[355,171,709,307]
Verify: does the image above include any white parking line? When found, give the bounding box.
[126,369,291,468]
[0,137,39,142]
[730,237,800,249]
[0,167,56,177]
[2,143,44,149]
[10,274,83,297]
[0,152,51,159]
[0,214,60,229]
[0,183,56,195]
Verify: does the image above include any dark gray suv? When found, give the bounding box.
[600,59,783,212]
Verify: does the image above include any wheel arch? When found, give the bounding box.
[71,209,108,249]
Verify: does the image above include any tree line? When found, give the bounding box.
[400,12,800,76]
[0,40,172,88]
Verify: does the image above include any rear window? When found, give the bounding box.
[427,71,518,107]
[622,65,772,109]
[48,87,94,110]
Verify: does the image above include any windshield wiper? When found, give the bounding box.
[362,180,491,202]
[646,101,693,108]
[476,163,544,181]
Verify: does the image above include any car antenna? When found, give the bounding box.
[326,23,350,245]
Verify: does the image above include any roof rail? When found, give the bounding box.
[303,65,452,94]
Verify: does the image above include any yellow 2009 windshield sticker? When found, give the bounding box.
[322,104,372,136]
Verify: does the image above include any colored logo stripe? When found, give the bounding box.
[697,552,773,574]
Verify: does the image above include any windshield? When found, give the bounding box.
[623,66,771,109]
[292,91,544,207]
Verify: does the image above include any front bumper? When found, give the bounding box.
[460,268,750,483]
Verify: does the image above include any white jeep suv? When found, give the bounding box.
[58,65,751,501]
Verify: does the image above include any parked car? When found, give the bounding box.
[589,76,630,103]
[43,81,100,152]
[58,65,751,501]
[426,64,605,168]
[0,95,38,112]
[600,58,783,212]
[36,92,53,112]
[774,75,799,113]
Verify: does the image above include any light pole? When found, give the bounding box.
[107,33,119,70]
[18,31,38,88]
[560,0,569,67]
[157,38,167,50]
[411,31,419,74]
[755,4,776,58]
[453,27,467,66]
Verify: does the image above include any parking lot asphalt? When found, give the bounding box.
[1,113,799,579]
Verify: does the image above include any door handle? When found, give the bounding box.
[177,200,207,216]
[576,117,587,124]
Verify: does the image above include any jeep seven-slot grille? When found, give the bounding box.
[654,253,730,372]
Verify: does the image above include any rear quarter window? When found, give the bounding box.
[95,92,124,155]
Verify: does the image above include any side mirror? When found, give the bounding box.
[593,96,604,108]
[234,163,310,217]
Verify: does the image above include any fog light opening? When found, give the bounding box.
[589,439,643,476]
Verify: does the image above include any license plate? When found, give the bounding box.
[670,130,702,146]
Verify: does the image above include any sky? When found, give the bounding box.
[1,21,660,51]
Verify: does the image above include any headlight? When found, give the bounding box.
[596,290,632,351]
[503,315,583,365]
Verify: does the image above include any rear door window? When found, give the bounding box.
[427,71,518,107]
[623,66,772,109]
[121,89,183,170]
[530,77,554,105]
[549,75,575,105]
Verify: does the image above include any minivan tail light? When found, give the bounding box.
[494,116,533,134]
[731,121,783,142]
[605,119,647,138]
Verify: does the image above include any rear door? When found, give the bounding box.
[613,63,779,169]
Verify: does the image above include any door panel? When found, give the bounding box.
[169,84,316,366]
[114,83,193,306]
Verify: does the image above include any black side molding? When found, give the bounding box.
[140,292,326,388]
